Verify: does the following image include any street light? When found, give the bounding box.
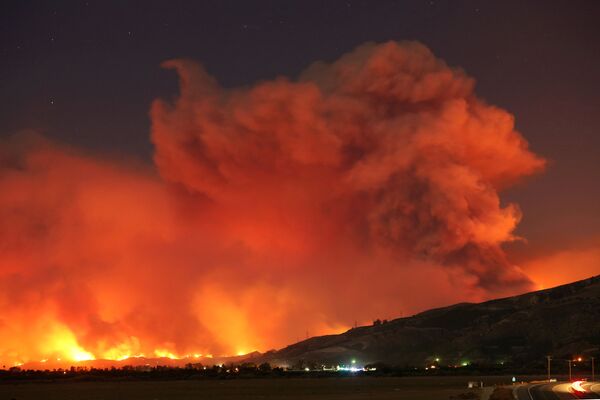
[546,356,552,382]
[592,357,595,382]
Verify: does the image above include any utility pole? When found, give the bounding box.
[568,360,572,382]
[546,356,552,382]
[592,357,595,382]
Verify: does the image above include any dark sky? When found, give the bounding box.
[2,0,599,257]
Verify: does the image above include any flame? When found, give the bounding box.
[3,320,239,366]
[98,337,144,361]
[42,325,95,362]
[154,349,181,359]
[0,41,550,367]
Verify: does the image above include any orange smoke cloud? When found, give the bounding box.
[520,239,600,290]
[0,41,545,366]
[152,41,544,289]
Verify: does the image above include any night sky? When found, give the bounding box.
[0,0,599,364]
[3,1,599,255]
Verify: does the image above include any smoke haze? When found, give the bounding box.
[0,41,546,366]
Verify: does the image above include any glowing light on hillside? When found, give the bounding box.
[154,349,180,359]
[41,325,95,362]
[71,348,96,362]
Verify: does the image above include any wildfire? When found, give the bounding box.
[154,349,180,359]
[98,337,144,361]
[2,322,224,367]
[41,325,95,362]
[0,41,553,368]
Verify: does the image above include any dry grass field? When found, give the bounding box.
[0,376,518,400]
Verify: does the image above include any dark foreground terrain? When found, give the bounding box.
[0,376,515,400]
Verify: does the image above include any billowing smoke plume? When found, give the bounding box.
[0,41,544,366]
[152,41,544,289]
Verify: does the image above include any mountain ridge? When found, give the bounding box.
[252,275,600,367]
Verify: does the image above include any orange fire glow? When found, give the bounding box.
[0,41,553,367]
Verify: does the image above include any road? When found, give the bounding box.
[514,381,600,400]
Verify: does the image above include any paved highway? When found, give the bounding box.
[513,381,600,400]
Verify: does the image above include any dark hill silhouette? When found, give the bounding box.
[253,275,600,367]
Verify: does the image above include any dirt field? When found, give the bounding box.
[0,376,517,400]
